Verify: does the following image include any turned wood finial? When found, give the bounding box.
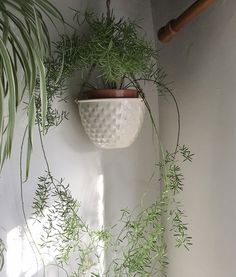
[158,0,215,43]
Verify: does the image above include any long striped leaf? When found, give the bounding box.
[26,95,35,180]
[34,0,64,21]
[34,8,44,55]
[0,38,16,156]
[0,80,4,149]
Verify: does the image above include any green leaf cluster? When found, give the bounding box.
[107,146,193,277]
[32,171,110,276]
[32,173,82,264]
[31,146,193,277]
[55,11,160,89]
[159,147,193,251]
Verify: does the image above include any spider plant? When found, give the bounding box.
[0,0,64,177]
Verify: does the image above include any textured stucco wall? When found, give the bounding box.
[0,1,159,276]
[151,1,236,276]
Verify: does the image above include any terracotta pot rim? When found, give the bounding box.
[86,88,138,99]
[76,98,143,103]
[88,88,137,91]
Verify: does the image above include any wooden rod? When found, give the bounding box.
[158,0,214,43]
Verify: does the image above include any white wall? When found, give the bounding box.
[151,1,236,276]
[0,1,159,276]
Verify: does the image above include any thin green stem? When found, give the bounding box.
[46,263,69,277]
[80,63,96,96]
[106,0,111,19]
[131,77,181,154]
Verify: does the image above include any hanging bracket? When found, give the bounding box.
[158,0,215,43]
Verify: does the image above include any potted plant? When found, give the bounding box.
[54,10,165,148]
[0,2,193,276]
[74,11,156,99]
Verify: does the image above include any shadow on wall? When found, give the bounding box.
[56,83,97,154]
[100,111,160,227]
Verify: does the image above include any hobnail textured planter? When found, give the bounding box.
[77,98,145,149]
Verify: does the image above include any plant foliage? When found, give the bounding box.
[0,0,63,173]
[53,11,166,90]
[35,57,69,134]
[0,0,64,271]
[0,5,193,276]
[32,146,192,276]
[27,9,192,277]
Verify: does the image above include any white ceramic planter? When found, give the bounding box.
[77,98,145,149]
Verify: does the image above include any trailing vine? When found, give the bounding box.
[34,57,70,134]
[30,123,193,276]
[0,239,5,271]
[26,7,192,277]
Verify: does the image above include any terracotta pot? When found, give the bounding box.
[86,89,138,99]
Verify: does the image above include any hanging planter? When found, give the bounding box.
[57,8,161,149]
[77,93,145,149]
